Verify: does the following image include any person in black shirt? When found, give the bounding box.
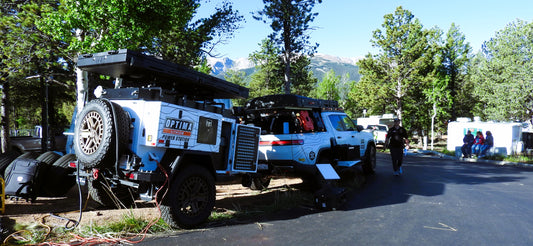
[385,118,409,176]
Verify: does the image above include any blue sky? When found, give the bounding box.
[198,0,533,59]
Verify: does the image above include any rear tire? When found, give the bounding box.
[161,166,215,229]
[250,176,271,190]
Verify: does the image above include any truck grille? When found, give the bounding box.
[233,125,260,172]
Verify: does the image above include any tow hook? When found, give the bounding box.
[92,168,99,179]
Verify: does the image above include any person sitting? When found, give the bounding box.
[461,130,475,158]
[471,131,484,157]
[480,131,494,157]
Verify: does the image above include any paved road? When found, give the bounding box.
[139,152,533,245]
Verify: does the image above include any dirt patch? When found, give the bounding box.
[1,177,304,229]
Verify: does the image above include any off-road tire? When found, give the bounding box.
[41,154,76,197]
[362,144,377,175]
[17,152,40,159]
[161,165,215,229]
[36,151,62,165]
[250,176,271,190]
[242,174,271,190]
[87,176,136,208]
[74,99,129,168]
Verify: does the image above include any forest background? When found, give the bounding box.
[1,0,532,152]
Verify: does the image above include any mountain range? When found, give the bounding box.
[206,53,362,82]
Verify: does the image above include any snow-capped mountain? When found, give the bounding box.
[207,57,254,76]
[206,53,362,81]
[313,53,360,66]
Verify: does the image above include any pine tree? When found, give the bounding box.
[254,0,321,94]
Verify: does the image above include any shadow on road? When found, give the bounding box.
[344,152,533,211]
[208,152,533,229]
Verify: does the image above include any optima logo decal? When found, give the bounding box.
[164,118,193,136]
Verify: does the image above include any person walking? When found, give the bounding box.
[385,118,409,176]
[461,130,475,158]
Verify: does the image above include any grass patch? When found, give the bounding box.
[5,210,172,245]
[439,149,454,156]
[502,155,533,164]
[80,210,169,236]
[8,185,313,244]
[4,224,50,245]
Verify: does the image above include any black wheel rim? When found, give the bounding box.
[177,176,209,216]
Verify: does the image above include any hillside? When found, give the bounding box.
[207,53,362,82]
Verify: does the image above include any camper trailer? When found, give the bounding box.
[357,114,395,129]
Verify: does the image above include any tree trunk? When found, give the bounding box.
[431,102,437,150]
[284,51,291,94]
[41,76,49,152]
[396,77,403,122]
[0,82,11,153]
[76,68,88,113]
[450,62,456,121]
[283,9,291,94]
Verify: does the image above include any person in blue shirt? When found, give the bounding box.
[461,130,475,158]
[480,131,494,157]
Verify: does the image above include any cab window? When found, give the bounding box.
[328,115,356,131]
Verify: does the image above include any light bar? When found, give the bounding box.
[259,139,304,146]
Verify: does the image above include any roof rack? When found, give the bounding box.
[77,49,248,99]
[245,94,339,111]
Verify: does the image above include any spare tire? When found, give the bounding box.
[74,99,129,169]
[36,151,62,165]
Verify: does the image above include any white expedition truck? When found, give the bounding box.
[240,94,376,189]
[72,49,260,228]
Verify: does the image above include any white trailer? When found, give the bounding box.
[447,119,523,156]
[357,114,395,129]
